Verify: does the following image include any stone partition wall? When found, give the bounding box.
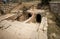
[50,1,60,22]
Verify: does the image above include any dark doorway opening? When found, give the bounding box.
[36,14,41,23]
[28,13,32,17]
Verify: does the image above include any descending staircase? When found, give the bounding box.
[0,18,48,39]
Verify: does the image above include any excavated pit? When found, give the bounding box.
[0,2,49,39]
[15,12,32,22]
